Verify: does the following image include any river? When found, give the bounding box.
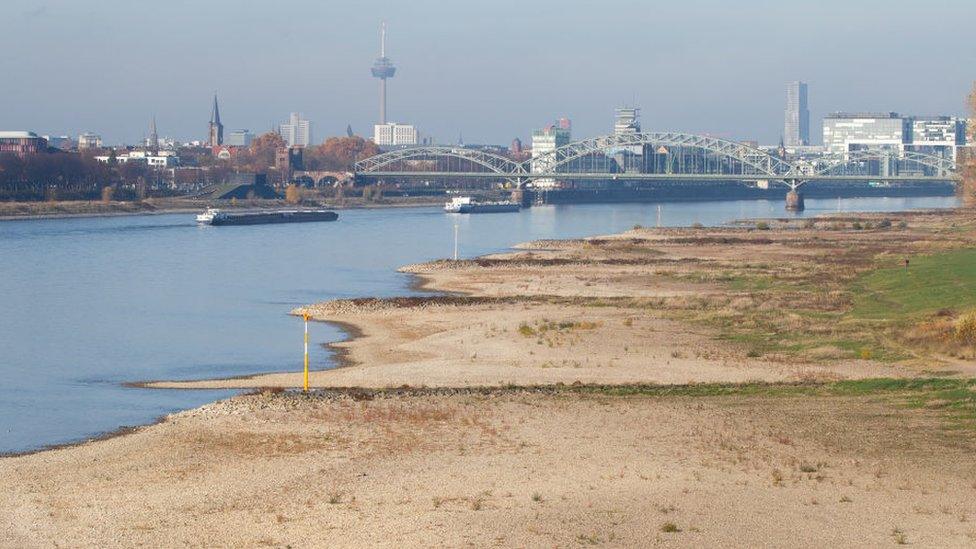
[0,196,959,454]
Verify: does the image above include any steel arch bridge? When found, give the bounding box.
[354,132,960,189]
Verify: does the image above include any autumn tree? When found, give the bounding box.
[284,183,302,204]
[240,132,286,173]
[964,83,976,206]
[304,136,380,171]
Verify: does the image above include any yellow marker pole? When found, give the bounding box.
[303,313,310,392]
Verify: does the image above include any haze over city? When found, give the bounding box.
[4,2,976,546]
[3,0,974,145]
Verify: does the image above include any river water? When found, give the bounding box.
[0,196,959,453]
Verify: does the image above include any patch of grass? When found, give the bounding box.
[852,248,976,320]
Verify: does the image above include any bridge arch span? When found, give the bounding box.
[355,146,524,176]
[815,150,957,178]
[531,132,799,178]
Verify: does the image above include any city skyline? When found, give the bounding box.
[2,0,974,146]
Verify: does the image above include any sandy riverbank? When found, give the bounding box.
[4,207,976,547]
[3,387,976,547]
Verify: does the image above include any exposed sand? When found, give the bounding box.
[3,390,975,547]
[150,299,903,390]
[5,208,976,547]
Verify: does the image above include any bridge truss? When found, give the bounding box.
[354,132,960,189]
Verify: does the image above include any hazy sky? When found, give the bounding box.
[2,0,973,146]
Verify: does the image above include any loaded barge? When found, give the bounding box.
[196,208,338,226]
[444,196,520,214]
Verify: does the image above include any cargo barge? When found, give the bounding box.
[444,196,520,214]
[196,208,338,226]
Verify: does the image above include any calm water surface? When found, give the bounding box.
[0,196,959,453]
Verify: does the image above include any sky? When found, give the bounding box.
[2,0,974,146]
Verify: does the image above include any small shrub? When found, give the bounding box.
[799,463,818,473]
[660,522,680,533]
[840,495,853,503]
[852,221,863,230]
[878,218,892,229]
[897,220,908,229]
[518,323,536,337]
[632,224,643,230]
[691,222,704,229]
[859,347,873,360]
[955,310,976,356]
[746,349,762,358]
[756,221,770,230]
[531,492,543,502]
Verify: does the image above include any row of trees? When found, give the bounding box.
[0,151,159,201]
[304,136,380,171]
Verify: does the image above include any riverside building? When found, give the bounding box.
[0,131,47,155]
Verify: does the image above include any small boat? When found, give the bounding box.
[196,208,338,226]
[444,196,520,214]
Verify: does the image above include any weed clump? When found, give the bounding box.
[660,521,681,533]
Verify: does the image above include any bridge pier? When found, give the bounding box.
[785,189,805,211]
[511,188,535,208]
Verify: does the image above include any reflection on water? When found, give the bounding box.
[0,196,958,453]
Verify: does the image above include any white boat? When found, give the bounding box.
[196,208,220,224]
[444,196,520,214]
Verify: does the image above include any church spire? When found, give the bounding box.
[148,115,159,153]
[208,94,223,147]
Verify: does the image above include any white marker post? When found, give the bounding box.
[302,313,310,392]
[453,223,459,261]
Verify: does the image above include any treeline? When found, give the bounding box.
[0,152,157,201]
[0,133,384,202]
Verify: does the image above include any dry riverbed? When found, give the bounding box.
[4,207,976,547]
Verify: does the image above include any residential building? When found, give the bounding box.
[279,113,312,148]
[373,122,418,146]
[530,124,571,188]
[0,131,47,155]
[785,81,810,147]
[226,129,253,147]
[77,132,103,150]
[822,112,906,157]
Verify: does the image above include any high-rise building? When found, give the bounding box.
[784,81,810,147]
[822,112,906,156]
[370,23,397,125]
[373,122,417,146]
[531,124,571,188]
[613,107,643,157]
[279,113,312,148]
[208,95,223,147]
[225,129,253,147]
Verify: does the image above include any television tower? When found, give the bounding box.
[370,22,396,125]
